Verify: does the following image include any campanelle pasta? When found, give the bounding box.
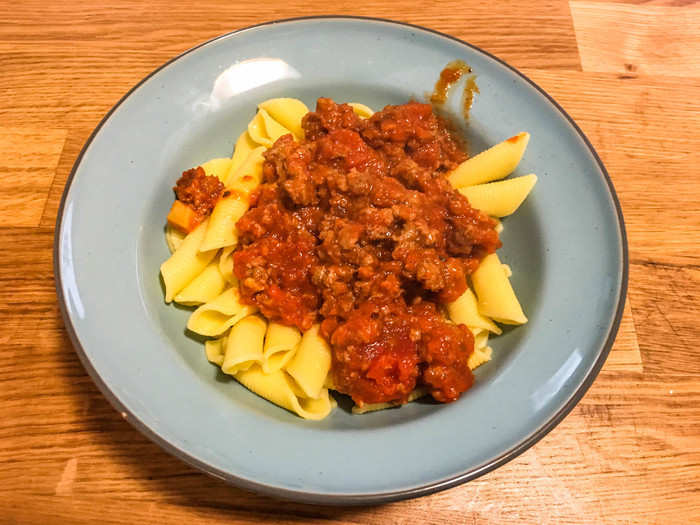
[448,132,530,188]
[160,97,536,420]
[161,220,217,303]
[187,287,257,337]
[221,314,267,375]
[262,322,301,373]
[173,260,226,306]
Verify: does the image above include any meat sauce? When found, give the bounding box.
[174,166,225,222]
[234,98,500,406]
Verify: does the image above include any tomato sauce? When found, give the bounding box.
[233,98,500,406]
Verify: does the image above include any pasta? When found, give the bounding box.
[225,147,265,193]
[205,335,227,366]
[234,365,334,421]
[258,98,309,139]
[348,102,375,119]
[221,314,267,375]
[458,174,537,218]
[200,157,233,182]
[248,108,292,147]
[160,96,536,420]
[470,253,527,325]
[262,322,302,373]
[285,324,331,400]
[448,132,529,188]
[447,287,502,335]
[218,245,237,284]
[160,219,217,303]
[199,191,248,252]
[165,224,185,253]
[229,131,258,176]
[173,260,227,306]
[187,287,257,337]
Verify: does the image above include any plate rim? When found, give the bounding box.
[54,15,629,505]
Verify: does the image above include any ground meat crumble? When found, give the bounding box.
[233,98,500,406]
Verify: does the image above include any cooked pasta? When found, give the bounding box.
[187,286,257,337]
[248,108,292,147]
[447,287,502,335]
[165,224,185,254]
[160,96,535,420]
[448,132,529,188]
[221,314,267,375]
[458,174,537,218]
[234,365,334,420]
[262,322,302,374]
[229,131,258,176]
[218,245,237,284]
[471,253,527,325]
[258,98,309,140]
[225,147,265,194]
[160,220,217,303]
[173,260,227,306]
[199,192,248,252]
[200,157,233,182]
[348,102,375,119]
[205,335,227,366]
[286,324,332,400]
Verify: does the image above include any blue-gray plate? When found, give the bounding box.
[55,17,627,505]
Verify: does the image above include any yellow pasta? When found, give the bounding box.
[494,218,504,234]
[198,192,248,252]
[348,102,374,119]
[262,322,302,374]
[173,260,227,306]
[218,245,237,284]
[199,146,266,253]
[468,345,493,370]
[205,334,228,366]
[458,174,537,218]
[285,324,331,400]
[228,131,258,176]
[200,157,233,182]
[226,146,265,195]
[448,132,530,188]
[258,98,309,140]
[234,365,334,420]
[502,264,512,278]
[221,314,267,375]
[471,253,527,325]
[447,287,502,334]
[248,108,292,147]
[160,220,217,303]
[165,224,185,254]
[187,286,257,337]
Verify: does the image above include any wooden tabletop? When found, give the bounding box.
[2,1,699,523]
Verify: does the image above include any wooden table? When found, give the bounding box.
[2,1,699,523]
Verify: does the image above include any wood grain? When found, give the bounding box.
[0,128,66,226]
[570,1,700,75]
[0,1,699,524]
[522,69,700,267]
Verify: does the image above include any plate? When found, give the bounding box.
[55,17,627,504]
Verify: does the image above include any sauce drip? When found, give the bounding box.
[430,60,479,120]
